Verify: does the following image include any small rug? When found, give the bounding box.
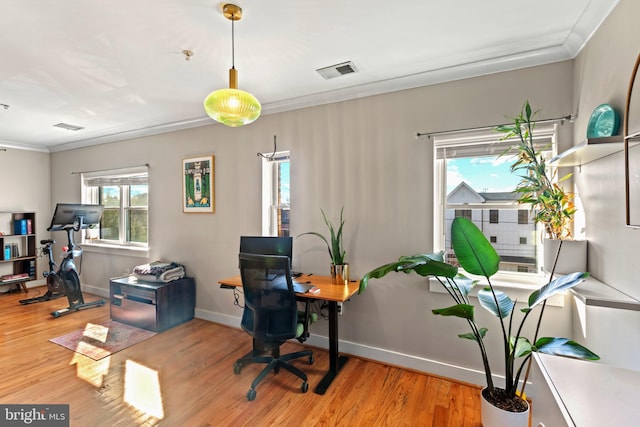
[49,320,157,360]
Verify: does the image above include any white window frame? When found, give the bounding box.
[81,166,149,250]
[432,125,559,285]
[261,151,290,237]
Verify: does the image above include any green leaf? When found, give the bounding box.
[478,287,514,319]
[441,274,476,298]
[511,336,533,358]
[413,259,458,278]
[459,328,487,341]
[451,217,499,278]
[528,272,589,309]
[535,337,600,360]
[358,252,456,293]
[297,231,333,261]
[524,101,532,120]
[432,304,475,320]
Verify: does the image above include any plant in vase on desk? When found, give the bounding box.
[297,207,348,284]
[359,217,599,426]
[496,101,585,274]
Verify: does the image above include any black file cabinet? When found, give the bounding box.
[110,275,195,332]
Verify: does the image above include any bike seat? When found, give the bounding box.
[40,239,55,245]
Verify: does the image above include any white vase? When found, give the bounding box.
[543,238,587,275]
[481,389,529,427]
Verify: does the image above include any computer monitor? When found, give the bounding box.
[48,203,104,231]
[239,236,293,268]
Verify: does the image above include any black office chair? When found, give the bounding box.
[234,253,314,401]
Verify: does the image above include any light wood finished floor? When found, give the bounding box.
[0,286,482,426]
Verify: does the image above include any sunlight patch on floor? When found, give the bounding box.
[70,351,110,387]
[124,359,164,420]
[81,322,109,343]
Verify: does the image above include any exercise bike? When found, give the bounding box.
[45,203,105,318]
[18,239,67,305]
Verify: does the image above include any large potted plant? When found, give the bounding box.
[359,217,599,426]
[496,101,585,274]
[298,207,348,284]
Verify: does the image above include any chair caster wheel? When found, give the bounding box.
[233,361,242,374]
[301,381,309,393]
[246,389,257,401]
[308,354,314,365]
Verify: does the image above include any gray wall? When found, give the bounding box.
[570,0,640,370]
[4,0,638,400]
[0,148,50,280]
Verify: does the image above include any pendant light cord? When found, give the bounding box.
[231,11,235,70]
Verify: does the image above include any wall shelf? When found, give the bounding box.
[571,276,640,311]
[550,136,622,166]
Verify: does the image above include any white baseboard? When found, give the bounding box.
[82,284,110,298]
[194,307,491,388]
[87,291,540,401]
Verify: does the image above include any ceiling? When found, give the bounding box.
[0,0,619,152]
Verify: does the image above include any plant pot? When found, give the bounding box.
[543,238,587,275]
[481,388,529,427]
[330,263,349,285]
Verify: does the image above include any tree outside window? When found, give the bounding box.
[82,167,148,247]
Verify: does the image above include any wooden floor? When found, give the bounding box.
[0,286,482,426]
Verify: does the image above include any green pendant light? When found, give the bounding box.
[204,4,261,127]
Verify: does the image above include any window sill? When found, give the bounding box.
[81,242,149,258]
[428,272,566,307]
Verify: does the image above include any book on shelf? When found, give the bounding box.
[14,219,27,235]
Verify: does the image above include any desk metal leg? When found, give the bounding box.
[315,300,349,394]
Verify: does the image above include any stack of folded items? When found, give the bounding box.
[133,261,185,283]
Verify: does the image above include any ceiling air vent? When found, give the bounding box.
[54,122,84,131]
[316,61,359,80]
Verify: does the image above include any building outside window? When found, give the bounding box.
[81,166,149,247]
[262,151,290,237]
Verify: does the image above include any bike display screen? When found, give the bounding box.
[48,203,103,231]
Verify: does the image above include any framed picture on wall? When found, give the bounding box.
[183,155,214,213]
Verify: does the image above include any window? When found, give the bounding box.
[489,209,499,223]
[433,125,558,275]
[518,209,529,224]
[454,209,472,220]
[262,151,290,236]
[82,166,149,247]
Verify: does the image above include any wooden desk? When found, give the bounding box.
[219,274,359,395]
